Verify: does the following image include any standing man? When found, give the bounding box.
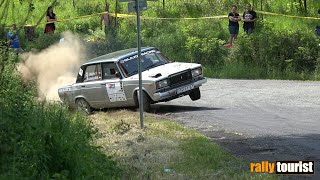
[227,5,241,48]
[243,4,257,34]
[316,9,320,36]
[6,24,21,52]
[100,3,113,35]
[100,3,114,49]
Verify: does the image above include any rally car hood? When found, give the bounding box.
[128,62,201,81]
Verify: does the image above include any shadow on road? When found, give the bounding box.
[96,104,223,114]
[151,104,224,114]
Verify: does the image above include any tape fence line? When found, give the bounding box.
[3,10,319,29]
[257,11,320,20]
[3,12,228,28]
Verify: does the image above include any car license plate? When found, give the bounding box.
[176,84,194,94]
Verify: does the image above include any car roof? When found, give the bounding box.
[82,47,156,66]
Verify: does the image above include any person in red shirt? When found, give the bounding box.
[44,6,57,34]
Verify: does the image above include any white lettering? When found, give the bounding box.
[303,162,309,172]
[120,50,156,63]
[276,162,282,172]
[281,163,287,172]
[288,163,295,172]
[308,162,313,172]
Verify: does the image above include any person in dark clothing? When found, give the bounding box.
[316,26,320,36]
[226,5,241,48]
[316,9,320,36]
[243,4,257,34]
[44,6,57,33]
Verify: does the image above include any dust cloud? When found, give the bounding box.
[18,31,86,101]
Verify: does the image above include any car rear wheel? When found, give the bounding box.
[189,87,201,101]
[76,98,93,115]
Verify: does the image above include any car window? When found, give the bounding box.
[102,62,120,79]
[120,50,167,77]
[83,64,102,82]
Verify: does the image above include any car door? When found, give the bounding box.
[100,62,130,108]
[77,63,109,109]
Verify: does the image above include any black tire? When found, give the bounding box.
[189,87,201,101]
[76,98,93,115]
[138,91,151,112]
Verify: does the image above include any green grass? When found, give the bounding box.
[91,110,277,179]
[2,0,319,82]
[0,50,121,179]
[204,63,317,80]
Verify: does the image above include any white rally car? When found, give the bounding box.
[58,47,207,114]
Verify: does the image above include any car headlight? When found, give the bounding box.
[191,67,202,77]
[156,79,169,89]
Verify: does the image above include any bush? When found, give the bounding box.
[225,21,320,79]
[0,49,120,179]
[25,33,61,51]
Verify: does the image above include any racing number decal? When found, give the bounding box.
[105,82,127,102]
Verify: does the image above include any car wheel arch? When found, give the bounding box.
[133,89,153,106]
[75,98,93,115]
[132,87,151,99]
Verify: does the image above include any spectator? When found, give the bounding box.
[24,25,34,41]
[316,26,320,36]
[243,4,257,34]
[6,24,21,52]
[226,5,241,48]
[316,9,320,36]
[100,3,113,34]
[44,6,57,34]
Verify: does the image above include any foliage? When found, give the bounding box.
[1,0,319,80]
[0,49,121,179]
[26,33,61,50]
[224,20,320,80]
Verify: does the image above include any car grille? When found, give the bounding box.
[169,70,192,87]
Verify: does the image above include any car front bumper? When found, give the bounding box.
[151,77,207,102]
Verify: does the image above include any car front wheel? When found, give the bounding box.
[138,91,151,112]
[189,87,201,101]
[76,98,93,115]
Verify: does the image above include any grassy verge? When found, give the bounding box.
[204,64,317,81]
[91,110,276,179]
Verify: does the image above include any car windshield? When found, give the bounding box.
[119,50,168,77]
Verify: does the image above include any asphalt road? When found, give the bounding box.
[152,79,320,179]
